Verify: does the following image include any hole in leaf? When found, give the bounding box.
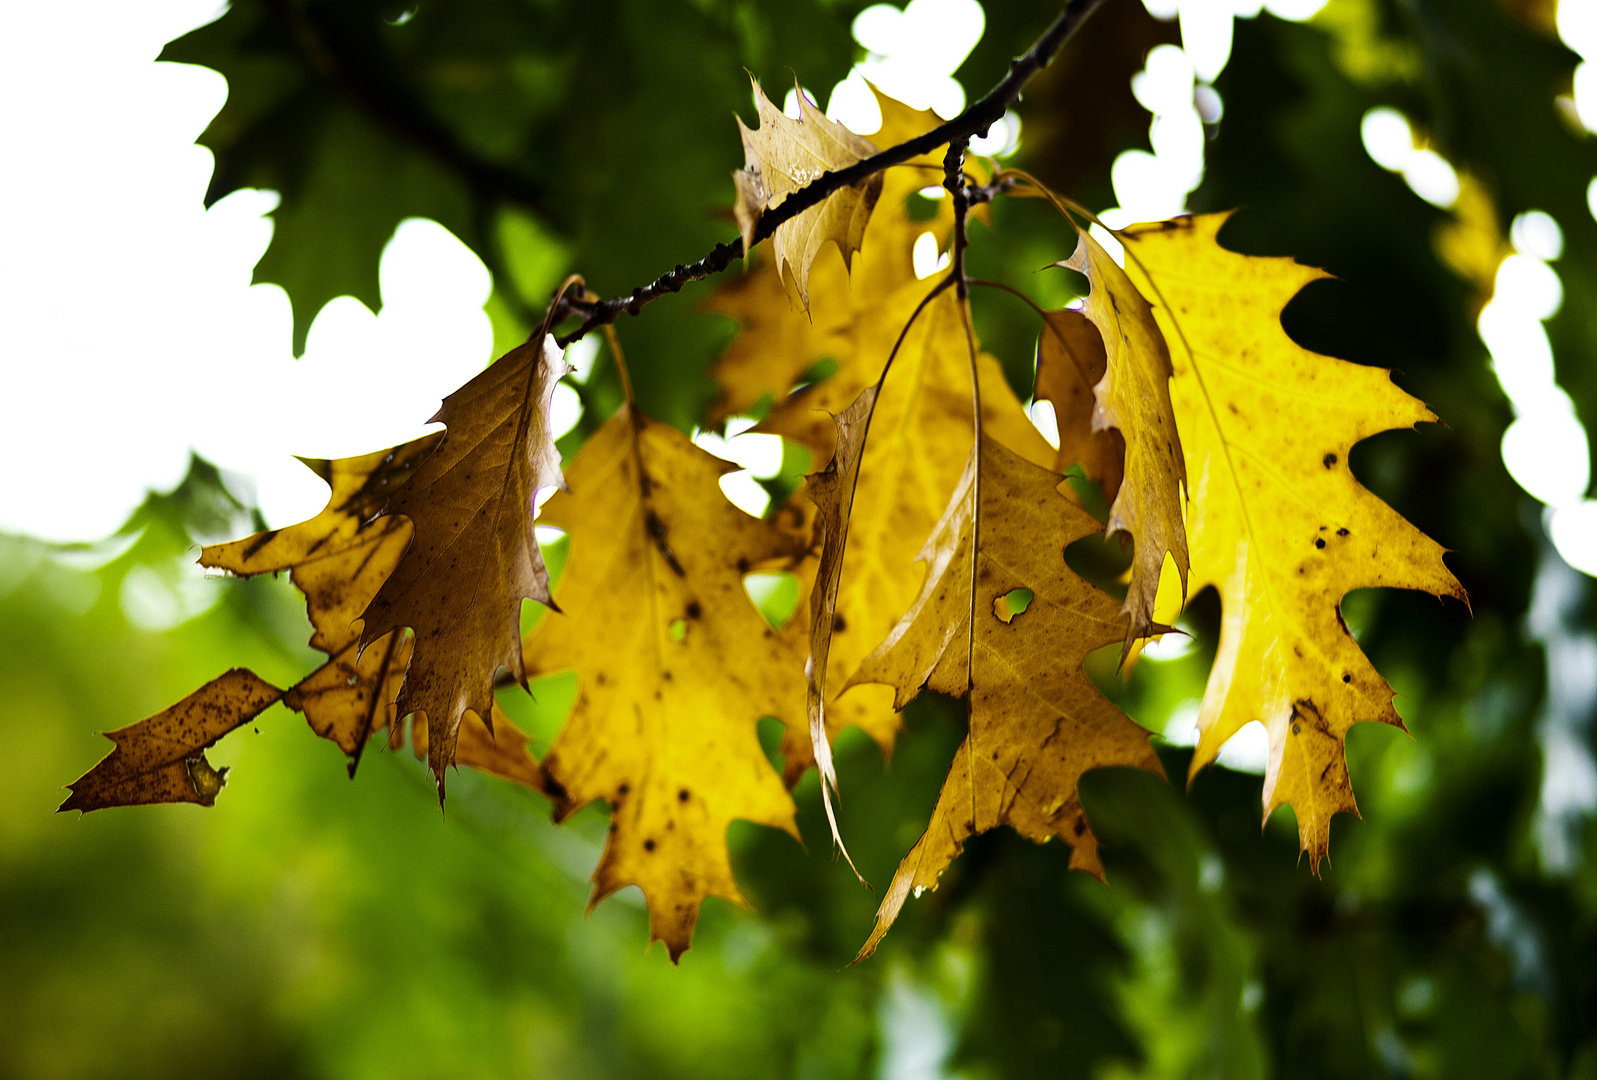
[756,715,786,774]
[994,588,1034,624]
[669,618,687,641]
[907,189,943,220]
[803,356,839,385]
[744,571,800,630]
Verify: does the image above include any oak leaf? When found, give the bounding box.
[1063,232,1190,640]
[522,406,810,960]
[715,93,1039,766]
[794,283,1056,764]
[850,436,1164,961]
[401,703,557,799]
[202,436,439,770]
[360,333,571,799]
[1032,308,1124,500]
[708,88,950,425]
[282,634,414,764]
[203,433,552,793]
[60,669,284,813]
[202,434,441,654]
[1119,213,1464,866]
[733,79,883,310]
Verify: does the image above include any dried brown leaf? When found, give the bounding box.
[1062,231,1189,640]
[60,669,284,813]
[360,333,571,800]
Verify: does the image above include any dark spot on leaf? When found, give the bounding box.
[1337,528,1349,536]
[240,529,280,561]
[1323,453,1337,468]
[833,613,847,632]
[618,783,630,796]
[1073,818,1086,836]
[737,557,750,574]
[1342,673,1352,683]
[678,788,690,802]
[1315,538,1326,549]
[686,601,702,619]
[1292,723,1301,735]
[644,839,656,852]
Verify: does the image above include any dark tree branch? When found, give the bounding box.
[553,0,1110,346]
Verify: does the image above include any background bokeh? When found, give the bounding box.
[3,0,1597,1077]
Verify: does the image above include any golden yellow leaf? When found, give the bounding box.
[59,669,284,813]
[1120,213,1465,866]
[522,407,810,960]
[283,635,413,766]
[1063,231,1190,640]
[1032,307,1124,500]
[780,280,1057,775]
[713,91,1022,773]
[849,436,1164,961]
[181,430,556,799]
[203,437,433,774]
[361,333,571,799]
[733,78,884,311]
[201,434,440,653]
[706,88,941,427]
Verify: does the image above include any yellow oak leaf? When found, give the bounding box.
[733,78,884,311]
[202,434,440,654]
[772,279,1055,782]
[849,436,1164,961]
[707,88,942,426]
[1063,231,1190,640]
[191,436,555,795]
[60,669,284,813]
[800,282,1056,738]
[1119,213,1465,866]
[282,635,413,765]
[361,333,571,799]
[202,437,435,772]
[522,407,810,960]
[1032,307,1124,501]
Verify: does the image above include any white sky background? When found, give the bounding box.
[0,0,498,542]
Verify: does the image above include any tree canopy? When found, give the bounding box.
[5,1,1597,1078]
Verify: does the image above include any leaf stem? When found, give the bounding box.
[957,293,984,837]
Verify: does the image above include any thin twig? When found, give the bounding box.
[553,0,1111,347]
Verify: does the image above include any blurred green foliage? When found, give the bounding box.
[6,0,1597,1076]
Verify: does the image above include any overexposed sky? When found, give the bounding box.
[0,0,499,541]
